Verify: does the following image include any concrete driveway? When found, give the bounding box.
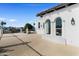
[0,33,79,56]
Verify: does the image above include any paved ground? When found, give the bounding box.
[0,33,79,56]
[0,33,40,56]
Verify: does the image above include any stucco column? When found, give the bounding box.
[51,21,55,36]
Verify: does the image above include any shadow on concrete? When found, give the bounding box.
[0,42,30,49]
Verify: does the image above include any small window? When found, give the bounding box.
[38,22,40,28]
[33,23,35,25]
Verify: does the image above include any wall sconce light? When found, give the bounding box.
[71,18,75,25]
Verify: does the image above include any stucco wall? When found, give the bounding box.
[36,4,79,47]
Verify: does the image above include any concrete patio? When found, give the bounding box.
[0,33,79,56]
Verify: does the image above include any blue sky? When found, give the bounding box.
[0,3,59,27]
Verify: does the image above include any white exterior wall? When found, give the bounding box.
[64,4,79,46]
[36,17,44,34]
[36,4,79,47]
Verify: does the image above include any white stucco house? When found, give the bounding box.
[36,3,79,47]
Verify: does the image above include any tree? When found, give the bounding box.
[24,23,34,33]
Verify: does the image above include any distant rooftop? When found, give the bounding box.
[36,3,76,17]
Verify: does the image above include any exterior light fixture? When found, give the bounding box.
[71,18,75,25]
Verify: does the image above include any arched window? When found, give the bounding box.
[45,19,51,34]
[55,17,62,36]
